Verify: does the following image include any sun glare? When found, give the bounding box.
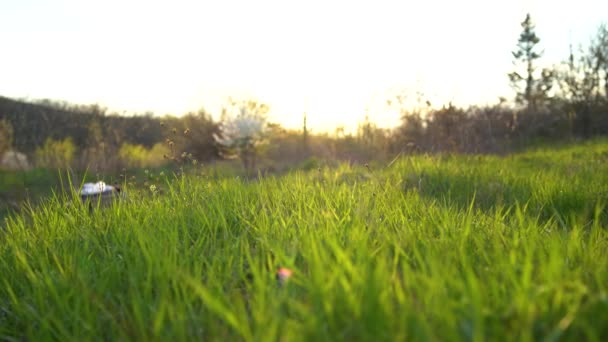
[0,0,607,132]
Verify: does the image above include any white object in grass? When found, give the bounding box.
[81,181,115,196]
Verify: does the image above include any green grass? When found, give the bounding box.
[0,168,63,224]
[1,140,608,341]
[0,164,207,224]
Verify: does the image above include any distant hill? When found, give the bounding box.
[1,96,93,152]
[0,96,163,153]
[0,96,220,165]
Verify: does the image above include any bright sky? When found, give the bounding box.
[0,0,606,132]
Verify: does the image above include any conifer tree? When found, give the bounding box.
[509,14,553,112]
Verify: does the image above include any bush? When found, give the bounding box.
[118,142,170,168]
[0,119,14,156]
[35,138,76,168]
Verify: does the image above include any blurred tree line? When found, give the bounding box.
[0,97,219,171]
[1,14,607,174]
[391,16,608,154]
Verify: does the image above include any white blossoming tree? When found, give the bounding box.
[214,99,269,174]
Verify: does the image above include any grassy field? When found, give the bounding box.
[0,165,212,224]
[1,140,608,341]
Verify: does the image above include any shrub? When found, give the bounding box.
[0,119,14,156]
[35,138,76,168]
[118,142,170,168]
[214,99,269,174]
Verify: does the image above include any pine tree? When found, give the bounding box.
[509,14,553,112]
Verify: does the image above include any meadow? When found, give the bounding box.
[1,140,608,341]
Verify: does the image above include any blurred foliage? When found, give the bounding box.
[214,99,269,174]
[34,138,76,169]
[118,142,170,169]
[0,119,14,155]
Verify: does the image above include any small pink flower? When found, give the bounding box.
[276,267,293,286]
